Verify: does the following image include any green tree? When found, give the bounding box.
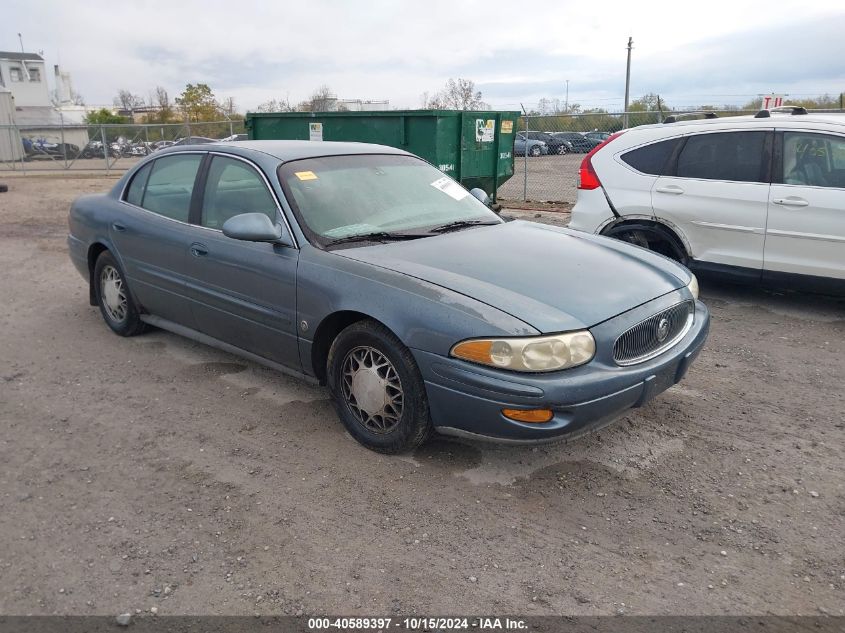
[84,108,128,125]
[176,83,222,122]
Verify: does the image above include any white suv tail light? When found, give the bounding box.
[577,131,627,190]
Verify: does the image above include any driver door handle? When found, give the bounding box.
[112,222,126,232]
[190,243,208,257]
[772,197,809,207]
[655,185,685,195]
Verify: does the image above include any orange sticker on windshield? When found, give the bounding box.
[295,171,318,181]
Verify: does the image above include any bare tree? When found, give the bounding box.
[309,84,336,112]
[148,86,174,123]
[255,97,295,113]
[113,89,145,113]
[423,78,487,111]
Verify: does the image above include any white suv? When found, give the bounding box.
[569,107,845,293]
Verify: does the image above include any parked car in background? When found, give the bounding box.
[67,140,708,453]
[523,131,569,154]
[569,107,845,294]
[585,131,612,143]
[171,136,217,147]
[152,140,176,152]
[551,132,597,153]
[220,133,248,142]
[514,133,548,156]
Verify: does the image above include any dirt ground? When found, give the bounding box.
[0,176,843,617]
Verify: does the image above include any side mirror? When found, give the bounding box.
[469,188,492,208]
[222,212,289,245]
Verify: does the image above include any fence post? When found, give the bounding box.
[101,126,109,174]
[523,113,529,202]
[60,116,68,169]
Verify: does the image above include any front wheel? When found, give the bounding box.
[327,320,431,453]
[93,251,146,336]
[556,144,568,155]
[529,145,542,157]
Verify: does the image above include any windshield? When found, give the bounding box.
[278,154,502,247]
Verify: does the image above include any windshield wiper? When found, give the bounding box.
[325,231,428,247]
[428,219,501,234]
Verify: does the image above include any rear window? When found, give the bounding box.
[621,139,678,175]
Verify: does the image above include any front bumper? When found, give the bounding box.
[413,297,710,443]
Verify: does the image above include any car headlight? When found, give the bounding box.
[450,331,596,372]
[687,274,699,300]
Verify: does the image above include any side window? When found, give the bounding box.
[201,156,278,229]
[783,132,845,188]
[124,163,152,207]
[621,139,679,175]
[676,131,766,183]
[142,154,203,222]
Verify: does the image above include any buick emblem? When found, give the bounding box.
[656,317,671,343]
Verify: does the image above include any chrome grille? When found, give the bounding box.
[613,301,694,365]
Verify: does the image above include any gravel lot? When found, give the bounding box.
[497,154,581,204]
[1,176,843,617]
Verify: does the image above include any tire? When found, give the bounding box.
[93,251,146,336]
[556,144,568,155]
[529,145,542,157]
[603,224,688,266]
[327,320,431,454]
[0,184,7,193]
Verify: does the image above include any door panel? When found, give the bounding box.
[110,155,204,326]
[765,131,845,280]
[185,154,300,369]
[652,130,770,271]
[110,207,196,326]
[185,231,300,368]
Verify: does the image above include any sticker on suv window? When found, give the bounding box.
[295,171,318,181]
[430,176,468,201]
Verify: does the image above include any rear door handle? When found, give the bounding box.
[655,185,684,195]
[772,197,809,207]
[190,243,208,257]
[112,222,126,232]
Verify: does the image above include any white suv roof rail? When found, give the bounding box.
[663,111,719,124]
[754,105,808,118]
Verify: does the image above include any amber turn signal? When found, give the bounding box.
[451,340,493,364]
[501,408,554,423]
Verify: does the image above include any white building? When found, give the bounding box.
[0,51,89,162]
[0,51,50,107]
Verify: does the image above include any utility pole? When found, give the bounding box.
[565,80,569,113]
[623,36,633,128]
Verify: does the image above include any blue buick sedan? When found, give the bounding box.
[67,141,709,453]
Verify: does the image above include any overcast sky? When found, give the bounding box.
[3,0,844,112]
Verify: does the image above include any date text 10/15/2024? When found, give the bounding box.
[308,617,528,630]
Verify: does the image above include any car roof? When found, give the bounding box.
[641,112,845,132]
[156,140,412,162]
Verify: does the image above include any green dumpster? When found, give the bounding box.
[245,109,519,202]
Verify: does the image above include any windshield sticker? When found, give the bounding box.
[308,122,323,141]
[475,119,495,142]
[430,176,468,201]
[295,171,318,181]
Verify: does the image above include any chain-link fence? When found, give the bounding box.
[0,120,245,173]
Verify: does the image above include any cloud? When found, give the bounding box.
[2,0,843,111]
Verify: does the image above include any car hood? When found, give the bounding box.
[336,221,689,333]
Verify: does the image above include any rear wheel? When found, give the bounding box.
[603,224,688,265]
[556,144,568,155]
[327,320,431,453]
[93,251,146,336]
[529,145,542,157]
